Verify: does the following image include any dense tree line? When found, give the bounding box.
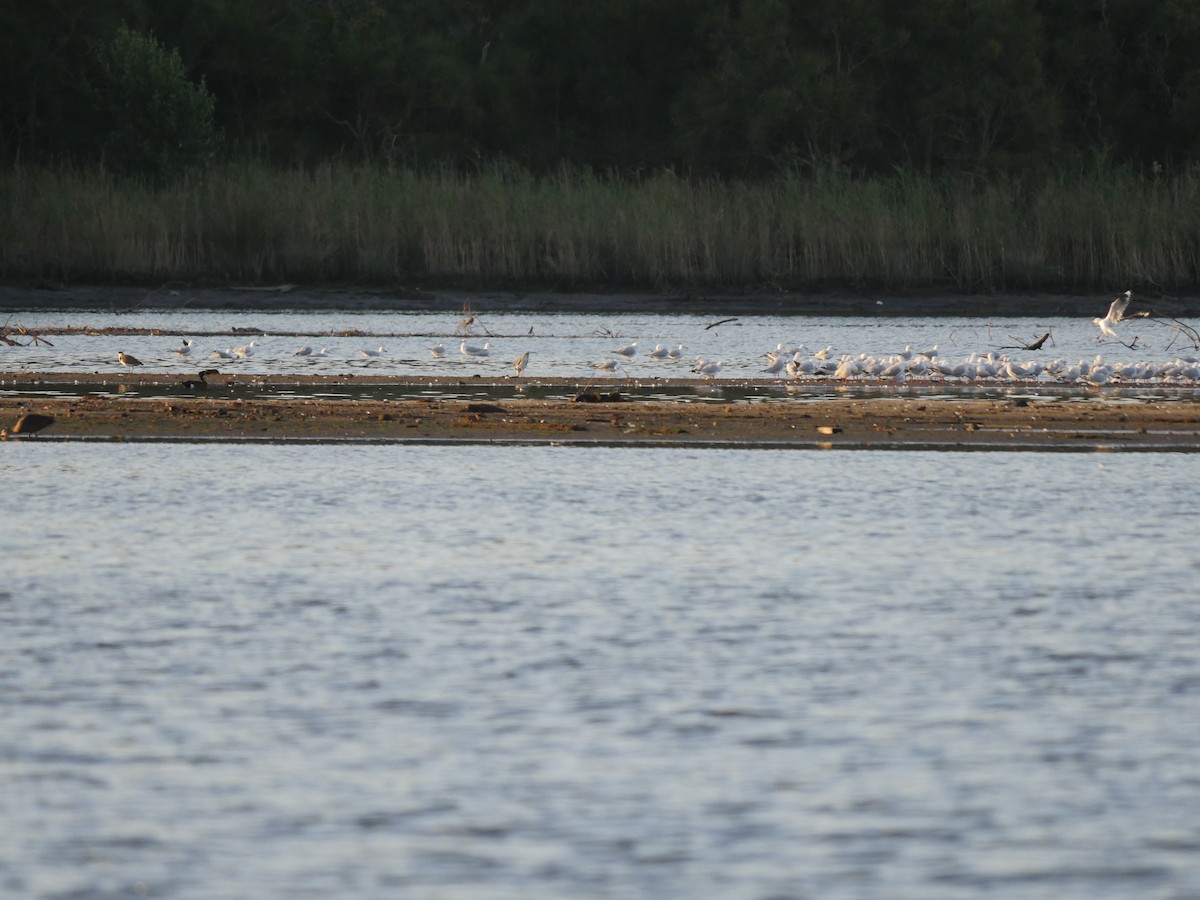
[3,0,1199,179]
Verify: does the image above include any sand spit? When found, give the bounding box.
[3,372,1199,449]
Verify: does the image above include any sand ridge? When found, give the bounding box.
[3,371,1199,448]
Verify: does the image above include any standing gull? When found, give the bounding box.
[1094,290,1132,338]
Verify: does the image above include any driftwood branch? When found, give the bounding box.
[1144,310,1200,351]
[704,317,739,330]
[996,331,1052,351]
[230,284,297,293]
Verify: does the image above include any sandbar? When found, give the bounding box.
[3,372,1199,449]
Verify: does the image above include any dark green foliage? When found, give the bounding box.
[2,0,1199,175]
[88,25,218,180]
[0,0,143,161]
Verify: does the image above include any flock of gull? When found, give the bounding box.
[98,290,1200,388]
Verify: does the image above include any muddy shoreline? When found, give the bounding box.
[4,372,1199,449]
[6,283,1200,318]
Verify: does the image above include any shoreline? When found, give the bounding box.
[5,283,1200,319]
[4,373,1199,449]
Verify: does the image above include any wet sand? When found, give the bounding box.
[3,372,1199,449]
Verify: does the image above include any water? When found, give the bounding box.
[3,444,1199,898]
[5,309,1199,382]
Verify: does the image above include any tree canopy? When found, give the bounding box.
[2,0,1198,178]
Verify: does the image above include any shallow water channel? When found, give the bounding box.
[5,308,1200,418]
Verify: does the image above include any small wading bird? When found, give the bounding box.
[514,351,530,378]
[181,369,220,389]
[1,412,55,439]
[1094,290,1132,338]
[117,351,143,369]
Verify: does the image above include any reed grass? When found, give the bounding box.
[3,161,1199,293]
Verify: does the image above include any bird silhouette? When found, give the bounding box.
[2,412,55,438]
[181,369,220,389]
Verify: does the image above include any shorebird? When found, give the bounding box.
[429,343,447,358]
[762,352,788,375]
[835,356,862,379]
[1094,290,1132,338]
[117,351,143,369]
[181,369,220,389]
[172,339,194,357]
[460,340,491,357]
[514,351,530,377]
[2,412,55,439]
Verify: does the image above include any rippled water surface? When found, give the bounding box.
[5,309,1200,381]
[4,444,1200,899]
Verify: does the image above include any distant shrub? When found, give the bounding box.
[89,24,218,181]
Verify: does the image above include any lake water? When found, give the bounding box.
[3,443,1199,899]
[5,309,1200,386]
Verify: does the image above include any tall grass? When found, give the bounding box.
[3,161,1198,292]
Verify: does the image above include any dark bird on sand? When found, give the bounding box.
[181,369,220,389]
[2,412,55,438]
